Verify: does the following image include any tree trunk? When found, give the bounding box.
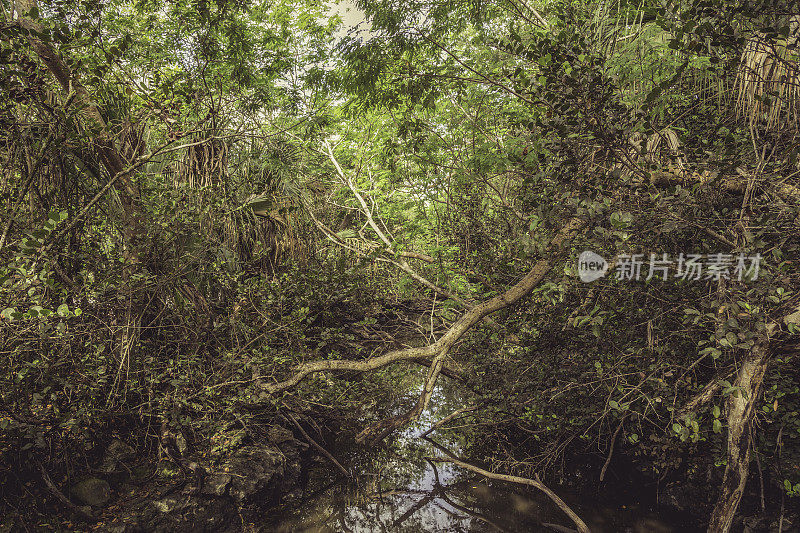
[14,0,149,403]
[707,337,771,532]
[13,0,145,246]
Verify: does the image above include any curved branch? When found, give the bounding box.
[427,457,590,533]
[261,216,587,395]
[356,349,449,443]
[318,143,521,332]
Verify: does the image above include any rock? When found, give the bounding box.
[175,433,188,455]
[267,425,295,445]
[124,494,233,532]
[99,439,136,473]
[99,436,307,532]
[107,438,136,459]
[152,497,179,513]
[201,473,232,496]
[71,478,111,507]
[223,446,285,503]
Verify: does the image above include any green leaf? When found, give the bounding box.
[57,304,69,317]
[335,229,357,240]
[713,419,722,433]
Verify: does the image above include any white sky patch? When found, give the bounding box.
[326,0,374,41]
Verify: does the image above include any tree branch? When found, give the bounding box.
[427,457,590,533]
[261,216,587,395]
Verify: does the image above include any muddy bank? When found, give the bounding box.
[5,394,799,532]
[1,423,309,532]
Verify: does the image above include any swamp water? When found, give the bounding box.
[265,378,700,532]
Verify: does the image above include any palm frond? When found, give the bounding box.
[735,19,800,132]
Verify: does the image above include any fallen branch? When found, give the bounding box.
[356,349,449,443]
[304,196,465,305]
[320,141,512,336]
[427,456,590,533]
[321,142,477,306]
[261,216,587,395]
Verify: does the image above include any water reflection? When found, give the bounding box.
[266,378,697,532]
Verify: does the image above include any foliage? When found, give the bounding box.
[2,0,800,527]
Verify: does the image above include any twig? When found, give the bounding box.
[600,415,626,482]
[421,405,479,437]
[282,409,350,478]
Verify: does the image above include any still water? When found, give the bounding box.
[265,378,699,532]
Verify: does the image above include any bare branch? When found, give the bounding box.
[427,457,590,533]
[261,216,587,395]
[421,404,479,437]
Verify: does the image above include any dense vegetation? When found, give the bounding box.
[1,0,799,530]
